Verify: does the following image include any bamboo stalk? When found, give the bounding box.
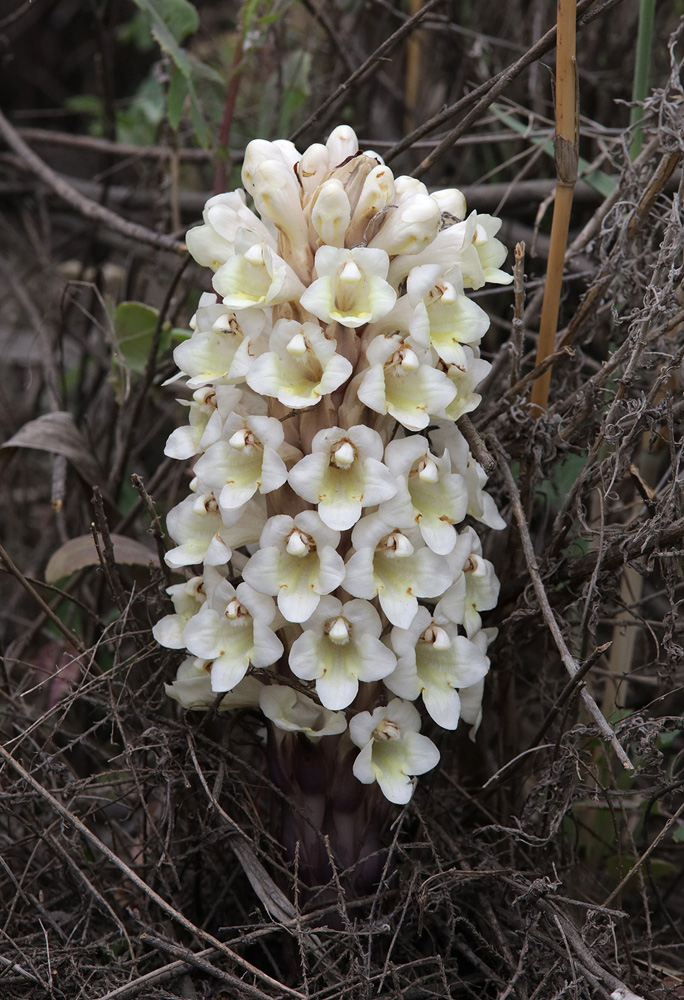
[529,0,578,415]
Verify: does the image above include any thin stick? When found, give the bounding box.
[489,434,634,770]
[91,488,128,616]
[0,108,184,254]
[457,414,496,475]
[0,743,305,1000]
[0,541,86,654]
[409,0,610,178]
[388,0,598,167]
[96,949,218,1000]
[480,347,574,427]
[108,255,190,498]
[130,473,170,585]
[602,798,684,909]
[289,0,443,141]
[142,934,277,999]
[510,242,526,390]
[529,0,578,414]
[16,126,214,160]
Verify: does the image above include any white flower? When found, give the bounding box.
[198,385,265,452]
[243,511,345,623]
[470,213,514,286]
[245,319,352,409]
[443,348,492,422]
[165,657,263,712]
[459,627,497,737]
[164,492,266,569]
[288,425,397,530]
[343,162,396,246]
[213,241,306,310]
[300,246,396,329]
[241,138,300,195]
[430,423,506,530]
[297,142,333,198]
[343,514,453,627]
[349,698,439,804]
[406,267,490,368]
[185,190,275,270]
[310,179,351,248]
[325,124,359,166]
[379,436,468,555]
[289,597,396,710]
[164,388,219,461]
[251,158,309,249]
[387,212,477,286]
[431,187,467,223]
[164,493,231,568]
[393,176,429,202]
[367,192,440,256]
[388,211,511,290]
[153,576,206,648]
[183,579,283,692]
[259,685,347,739]
[435,526,500,637]
[193,413,288,513]
[173,306,266,389]
[356,334,456,432]
[386,605,490,729]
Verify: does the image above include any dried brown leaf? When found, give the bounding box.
[0,411,103,487]
[45,533,158,583]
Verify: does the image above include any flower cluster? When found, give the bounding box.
[154,125,510,808]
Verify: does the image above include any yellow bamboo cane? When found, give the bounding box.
[530,0,578,415]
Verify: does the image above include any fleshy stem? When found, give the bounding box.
[529,0,578,416]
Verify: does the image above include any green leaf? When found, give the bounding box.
[490,103,616,198]
[117,9,156,50]
[189,91,212,149]
[131,0,214,149]
[187,52,224,86]
[131,0,196,74]
[116,74,165,145]
[241,0,261,34]
[113,301,169,375]
[167,65,189,129]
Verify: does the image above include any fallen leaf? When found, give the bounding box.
[45,533,158,583]
[0,411,103,487]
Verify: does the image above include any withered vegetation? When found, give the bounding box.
[0,2,683,998]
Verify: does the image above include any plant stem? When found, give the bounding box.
[213,36,244,195]
[529,0,578,415]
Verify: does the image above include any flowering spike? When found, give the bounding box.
[154,124,510,828]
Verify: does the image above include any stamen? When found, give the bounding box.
[327,616,351,645]
[331,441,355,468]
[286,332,307,356]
